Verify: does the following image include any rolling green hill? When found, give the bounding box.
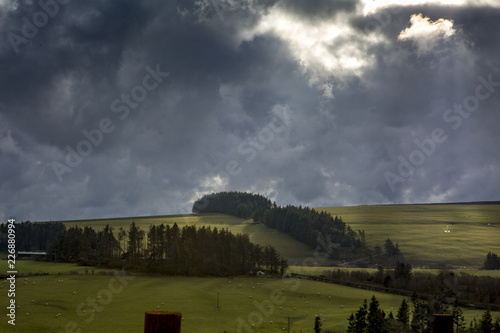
[58,202,500,268]
[317,203,500,267]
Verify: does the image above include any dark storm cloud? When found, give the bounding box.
[0,0,499,221]
[0,0,156,145]
[354,6,500,203]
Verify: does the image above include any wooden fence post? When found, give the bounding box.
[430,314,453,333]
[144,311,182,333]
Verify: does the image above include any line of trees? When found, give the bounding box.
[346,295,500,333]
[0,221,65,252]
[322,262,500,308]
[46,222,287,276]
[47,224,120,267]
[255,205,365,258]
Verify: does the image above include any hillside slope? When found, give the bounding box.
[317,203,500,267]
[59,202,500,267]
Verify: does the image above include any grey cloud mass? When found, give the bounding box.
[1,0,499,222]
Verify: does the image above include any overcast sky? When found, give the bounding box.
[1,0,499,222]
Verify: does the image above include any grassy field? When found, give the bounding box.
[12,260,500,280]
[317,204,500,267]
[12,260,115,275]
[1,272,496,333]
[288,266,500,278]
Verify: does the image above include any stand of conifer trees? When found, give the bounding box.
[46,222,286,276]
[0,221,65,252]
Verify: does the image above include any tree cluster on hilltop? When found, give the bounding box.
[192,192,367,259]
[192,191,272,219]
[47,222,286,276]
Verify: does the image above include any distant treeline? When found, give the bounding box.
[46,222,287,276]
[0,221,65,251]
[322,263,500,308]
[192,191,272,219]
[193,192,366,259]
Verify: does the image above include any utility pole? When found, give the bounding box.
[285,315,292,333]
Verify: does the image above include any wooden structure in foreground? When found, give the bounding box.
[431,314,453,333]
[144,311,182,333]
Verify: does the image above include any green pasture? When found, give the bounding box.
[1,272,496,333]
[289,266,378,276]
[7,260,114,276]
[317,204,500,267]
[11,260,500,280]
[288,266,500,278]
